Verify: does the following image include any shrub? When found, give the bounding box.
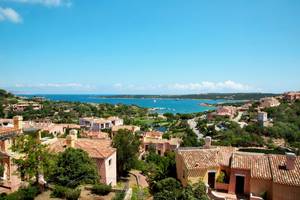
[91,184,112,195]
[0,165,4,178]
[65,189,81,200]
[112,190,125,200]
[20,185,40,200]
[216,171,225,183]
[0,185,40,200]
[52,185,81,200]
[51,185,68,198]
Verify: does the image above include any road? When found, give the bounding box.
[232,111,243,122]
[187,118,203,139]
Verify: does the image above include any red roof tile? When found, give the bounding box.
[48,138,116,159]
[269,155,300,186]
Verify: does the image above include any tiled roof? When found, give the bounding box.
[269,155,300,186]
[0,127,19,135]
[82,131,109,139]
[144,131,163,138]
[48,138,116,159]
[177,147,236,170]
[112,125,140,132]
[178,147,300,185]
[232,153,272,180]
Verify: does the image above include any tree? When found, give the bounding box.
[153,178,182,200]
[11,133,52,184]
[144,150,177,188]
[112,129,141,177]
[181,128,201,147]
[50,148,98,188]
[152,178,209,200]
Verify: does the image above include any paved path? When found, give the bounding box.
[187,118,203,139]
[232,111,243,122]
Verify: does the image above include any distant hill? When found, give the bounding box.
[96,93,279,101]
[0,89,15,99]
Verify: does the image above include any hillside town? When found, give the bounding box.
[0,89,299,200]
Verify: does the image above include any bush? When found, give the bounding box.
[52,185,68,198]
[91,184,112,195]
[0,165,4,178]
[112,190,125,200]
[20,185,40,200]
[52,185,81,200]
[216,171,225,183]
[0,185,40,200]
[65,189,81,200]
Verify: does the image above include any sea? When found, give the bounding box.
[21,94,234,114]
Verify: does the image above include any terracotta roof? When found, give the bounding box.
[144,131,163,138]
[178,147,300,185]
[0,127,19,135]
[177,147,236,170]
[48,138,116,159]
[232,153,272,180]
[112,125,140,132]
[269,155,300,186]
[82,131,109,139]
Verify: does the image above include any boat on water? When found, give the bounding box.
[199,103,212,107]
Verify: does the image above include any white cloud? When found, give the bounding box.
[113,80,254,93]
[0,7,22,23]
[167,80,252,92]
[2,0,72,7]
[14,83,94,89]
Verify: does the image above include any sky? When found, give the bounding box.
[0,0,300,94]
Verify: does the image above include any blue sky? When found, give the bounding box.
[0,0,299,94]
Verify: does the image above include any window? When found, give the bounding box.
[108,159,112,166]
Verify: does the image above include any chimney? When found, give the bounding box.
[13,116,23,132]
[66,129,78,148]
[69,129,78,140]
[286,152,296,170]
[204,136,212,149]
[66,135,76,148]
[37,130,42,143]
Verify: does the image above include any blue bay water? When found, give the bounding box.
[21,95,231,114]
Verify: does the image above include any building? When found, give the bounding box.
[0,116,24,192]
[111,125,140,135]
[260,97,280,108]
[142,131,181,156]
[175,137,300,200]
[48,130,117,186]
[284,92,300,101]
[81,130,109,139]
[79,117,123,131]
[11,101,42,112]
[23,121,80,136]
[257,111,268,126]
[216,106,237,118]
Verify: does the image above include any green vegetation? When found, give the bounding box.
[138,146,177,191]
[0,185,40,200]
[196,99,300,153]
[152,178,209,200]
[50,148,99,188]
[131,186,150,200]
[0,89,17,118]
[112,190,126,200]
[51,185,81,200]
[91,183,112,195]
[11,133,53,184]
[0,164,4,178]
[112,129,141,177]
[216,171,227,183]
